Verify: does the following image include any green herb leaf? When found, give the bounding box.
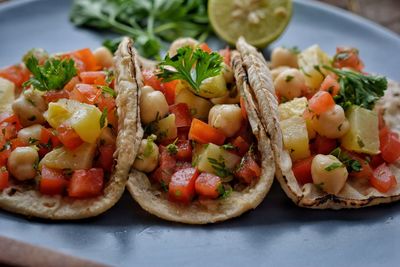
[28,137,39,144]
[157,46,223,94]
[285,75,294,82]
[323,66,387,110]
[221,143,236,151]
[100,108,108,128]
[24,56,77,91]
[143,135,156,157]
[330,147,362,172]
[325,162,344,171]
[207,157,231,178]
[98,85,116,97]
[166,138,178,155]
[217,184,232,199]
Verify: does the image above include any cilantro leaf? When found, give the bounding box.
[324,162,344,171]
[330,147,362,173]
[98,85,117,97]
[24,56,77,91]
[323,66,387,110]
[207,157,231,178]
[100,108,108,129]
[157,46,223,94]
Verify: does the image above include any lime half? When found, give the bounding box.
[208,0,292,47]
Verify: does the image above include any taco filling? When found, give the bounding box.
[270,45,398,196]
[132,40,263,205]
[0,46,118,199]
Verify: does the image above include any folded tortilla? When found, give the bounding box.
[126,38,276,224]
[236,37,400,209]
[0,38,140,219]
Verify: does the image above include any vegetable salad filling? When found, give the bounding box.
[0,46,117,198]
[271,45,398,195]
[133,39,262,204]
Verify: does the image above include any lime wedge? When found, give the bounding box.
[208,0,292,47]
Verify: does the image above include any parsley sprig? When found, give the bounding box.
[323,66,387,110]
[24,56,77,91]
[157,46,223,95]
[330,147,361,173]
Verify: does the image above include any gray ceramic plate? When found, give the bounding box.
[0,0,400,266]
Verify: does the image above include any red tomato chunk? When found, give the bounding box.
[68,168,104,198]
[371,163,397,193]
[168,167,199,203]
[195,173,222,199]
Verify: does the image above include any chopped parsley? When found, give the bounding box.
[217,184,232,199]
[330,147,362,173]
[157,46,223,95]
[28,137,39,144]
[100,108,108,128]
[285,75,294,82]
[166,138,178,155]
[143,135,156,157]
[23,56,77,91]
[221,143,236,151]
[325,162,344,171]
[357,136,365,148]
[98,85,116,97]
[207,157,231,178]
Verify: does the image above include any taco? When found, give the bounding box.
[0,38,139,219]
[254,41,400,209]
[126,37,275,224]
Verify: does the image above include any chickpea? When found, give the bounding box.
[168,38,199,57]
[312,104,350,139]
[133,136,159,173]
[270,66,290,81]
[274,68,307,101]
[12,89,46,127]
[93,46,114,69]
[17,124,43,145]
[311,154,348,194]
[140,86,169,125]
[222,63,234,84]
[209,104,242,137]
[8,147,39,181]
[271,47,299,68]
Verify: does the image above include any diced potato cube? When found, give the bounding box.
[69,105,104,144]
[341,106,379,155]
[40,142,96,170]
[155,114,177,141]
[195,143,241,176]
[298,45,331,91]
[280,116,310,161]
[45,99,104,144]
[278,97,308,120]
[198,74,228,98]
[175,87,213,120]
[0,77,15,113]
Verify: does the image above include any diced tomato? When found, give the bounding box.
[80,71,107,86]
[234,121,253,144]
[371,163,397,193]
[69,48,100,72]
[240,97,248,120]
[64,76,80,92]
[151,146,176,185]
[175,162,192,171]
[232,136,250,156]
[168,167,199,203]
[308,91,335,115]
[99,144,115,172]
[39,128,61,152]
[162,80,177,105]
[292,156,314,185]
[177,127,190,140]
[199,43,212,53]
[106,108,118,130]
[320,74,340,96]
[0,113,22,131]
[70,83,102,105]
[68,168,104,198]
[0,64,30,88]
[219,47,231,66]
[43,89,69,103]
[10,138,26,150]
[235,152,261,184]
[379,127,400,163]
[370,154,384,169]
[314,135,337,154]
[0,124,18,140]
[40,166,68,195]
[142,69,163,91]
[0,169,9,190]
[195,172,222,199]
[0,148,10,167]
[169,103,192,128]
[348,153,373,180]
[333,47,364,72]
[189,118,226,145]
[175,140,192,161]
[96,94,116,112]
[57,125,84,150]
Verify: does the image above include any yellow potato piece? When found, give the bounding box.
[45,102,71,129]
[175,87,212,120]
[154,114,177,142]
[341,106,380,155]
[280,116,310,161]
[40,142,96,170]
[298,45,331,91]
[0,77,15,113]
